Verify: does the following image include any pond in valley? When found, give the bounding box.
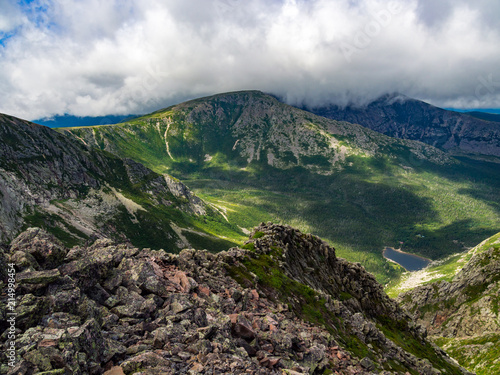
[383,247,431,271]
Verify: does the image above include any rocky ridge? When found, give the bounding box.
[307,94,500,158]
[398,233,500,375]
[0,224,470,374]
[0,113,233,251]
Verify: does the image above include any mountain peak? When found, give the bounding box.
[372,92,411,106]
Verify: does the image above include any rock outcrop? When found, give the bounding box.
[0,224,470,374]
[398,233,500,375]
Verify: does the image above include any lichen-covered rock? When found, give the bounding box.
[15,293,51,331]
[0,225,472,375]
[17,269,61,285]
[9,250,40,272]
[9,228,67,270]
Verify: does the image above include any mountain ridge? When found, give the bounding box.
[305,93,500,157]
[0,112,240,251]
[61,90,454,174]
[397,232,500,375]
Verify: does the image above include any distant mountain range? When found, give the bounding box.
[33,114,138,128]
[464,111,500,123]
[305,93,500,157]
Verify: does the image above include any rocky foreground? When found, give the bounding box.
[0,224,471,374]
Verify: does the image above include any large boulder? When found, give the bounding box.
[9,228,67,270]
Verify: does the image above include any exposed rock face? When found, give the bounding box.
[0,225,470,375]
[308,93,500,157]
[163,175,206,216]
[398,234,500,375]
[0,114,215,249]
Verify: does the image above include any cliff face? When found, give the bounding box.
[308,94,500,157]
[0,224,470,375]
[398,233,500,375]
[0,113,234,251]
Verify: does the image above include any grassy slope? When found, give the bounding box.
[434,334,500,375]
[0,113,242,252]
[59,92,500,284]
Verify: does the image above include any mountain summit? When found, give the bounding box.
[61,90,453,175]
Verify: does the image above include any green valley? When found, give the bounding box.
[60,91,500,284]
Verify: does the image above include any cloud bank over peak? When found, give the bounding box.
[0,0,499,120]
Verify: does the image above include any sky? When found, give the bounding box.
[1,0,500,120]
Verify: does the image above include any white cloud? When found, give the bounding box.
[0,0,499,120]
[0,0,25,35]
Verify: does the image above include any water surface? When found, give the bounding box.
[383,247,431,271]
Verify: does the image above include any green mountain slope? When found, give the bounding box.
[397,232,500,375]
[60,91,500,283]
[0,113,241,251]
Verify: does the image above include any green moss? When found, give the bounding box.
[338,291,353,301]
[182,231,237,252]
[35,369,67,375]
[385,359,418,374]
[252,231,265,239]
[23,211,88,248]
[241,243,255,251]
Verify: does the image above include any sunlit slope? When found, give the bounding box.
[60,91,500,283]
[0,113,242,252]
